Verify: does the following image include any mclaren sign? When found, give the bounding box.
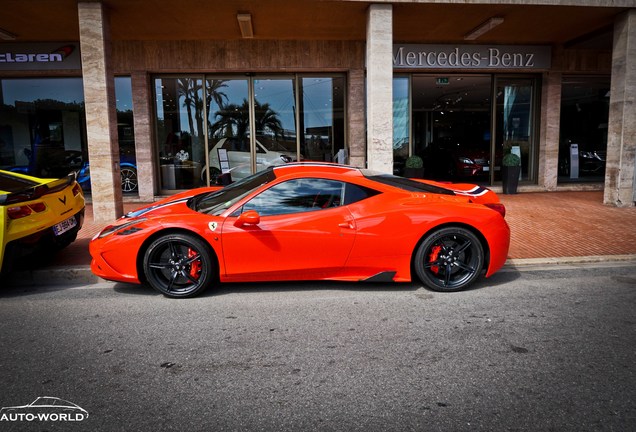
[394,44,551,70]
[0,43,81,70]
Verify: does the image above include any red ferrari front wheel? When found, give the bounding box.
[414,227,484,292]
[142,233,216,298]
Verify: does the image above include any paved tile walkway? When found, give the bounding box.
[501,191,636,259]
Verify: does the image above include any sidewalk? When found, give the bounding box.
[7,191,636,285]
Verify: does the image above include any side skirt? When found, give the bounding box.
[361,271,397,283]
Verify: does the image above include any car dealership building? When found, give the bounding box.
[0,0,634,222]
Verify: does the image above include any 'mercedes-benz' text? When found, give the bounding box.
[393,45,551,69]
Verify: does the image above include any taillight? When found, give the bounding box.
[7,202,47,219]
[29,202,46,213]
[8,206,31,219]
[484,203,506,218]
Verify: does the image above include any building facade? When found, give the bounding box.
[0,0,634,222]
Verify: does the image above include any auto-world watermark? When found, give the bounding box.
[0,397,88,423]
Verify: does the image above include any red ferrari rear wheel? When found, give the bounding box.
[142,233,216,298]
[414,227,484,292]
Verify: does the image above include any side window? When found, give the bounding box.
[343,183,380,205]
[243,178,344,216]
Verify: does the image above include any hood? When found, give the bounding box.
[123,186,222,219]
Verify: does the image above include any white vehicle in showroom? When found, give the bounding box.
[203,137,298,182]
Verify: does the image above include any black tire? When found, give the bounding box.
[142,233,216,298]
[414,227,484,292]
[121,167,138,192]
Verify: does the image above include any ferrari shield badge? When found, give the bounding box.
[208,222,218,232]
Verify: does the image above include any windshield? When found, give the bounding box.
[361,170,455,195]
[192,168,277,215]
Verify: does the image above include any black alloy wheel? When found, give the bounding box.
[414,227,484,292]
[143,233,216,298]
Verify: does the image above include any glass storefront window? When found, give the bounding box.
[393,77,410,175]
[206,78,250,182]
[394,74,538,185]
[154,74,345,190]
[253,77,297,173]
[0,78,86,179]
[495,77,536,183]
[301,77,345,163]
[558,76,609,183]
[115,77,137,194]
[408,75,492,182]
[154,77,206,190]
[0,77,137,194]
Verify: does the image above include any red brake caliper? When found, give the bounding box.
[429,245,442,274]
[188,249,201,279]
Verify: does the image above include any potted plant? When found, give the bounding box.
[501,153,521,194]
[403,155,424,178]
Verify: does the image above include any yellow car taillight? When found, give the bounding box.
[7,202,47,219]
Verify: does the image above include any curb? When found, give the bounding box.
[504,254,636,268]
[4,255,636,287]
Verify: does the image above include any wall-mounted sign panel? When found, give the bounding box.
[394,44,551,70]
[0,43,81,71]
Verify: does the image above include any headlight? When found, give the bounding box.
[458,157,474,165]
[97,218,147,239]
[280,155,292,163]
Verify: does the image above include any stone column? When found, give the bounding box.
[538,71,561,191]
[130,71,156,203]
[366,4,393,174]
[604,9,636,207]
[347,69,366,168]
[78,2,123,222]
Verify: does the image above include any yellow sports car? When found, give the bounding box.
[0,169,85,273]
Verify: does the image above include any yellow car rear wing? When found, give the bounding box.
[0,172,78,205]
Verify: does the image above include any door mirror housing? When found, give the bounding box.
[234,210,260,227]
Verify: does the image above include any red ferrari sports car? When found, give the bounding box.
[90,163,510,298]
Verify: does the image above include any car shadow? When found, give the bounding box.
[112,282,162,297]
[112,279,425,298]
[9,239,91,272]
[111,271,521,299]
[468,268,522,290]
[0,271,520,299]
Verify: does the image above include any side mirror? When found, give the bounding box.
[234,210,260,227]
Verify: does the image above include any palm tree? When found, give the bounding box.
[209,100,250,140]
[209,99,283,141]
[254,100,283,139]
[206,80,229,123]
[177,78,198,137]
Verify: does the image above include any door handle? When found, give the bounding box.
[338,221,355,230]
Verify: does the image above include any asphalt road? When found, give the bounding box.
[0,262,635,432]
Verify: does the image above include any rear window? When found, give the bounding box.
[343,182,380,205]
[361,171,455,195]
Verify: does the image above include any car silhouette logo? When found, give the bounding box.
[0,397,88,422]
